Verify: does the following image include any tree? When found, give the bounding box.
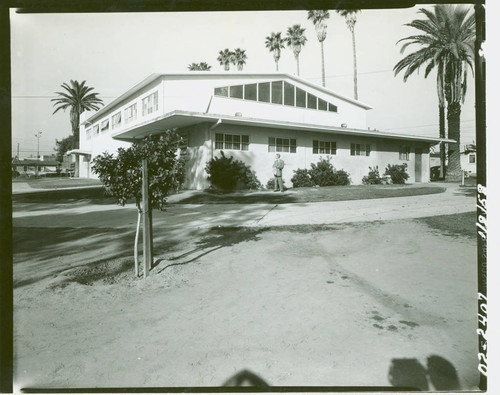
[187,62,212,71]
[285,24,307,76]
[232,48,248,71]
[91,131,185,278]
[307,10,330,87]
[54,135,76,162]
[393,5,475,180]
[336,10,361,99]
[51,80,104,148]
[265,32,286,71]
[217,49,235,71]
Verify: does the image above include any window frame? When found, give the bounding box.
[215,133,249,151]
[124,103,137,124]
[268,137,296,153]
[142,91,159,116]
[399,146,411,161]
[350,143,371,157]
[313,140,337,155]
[112,112,122,129]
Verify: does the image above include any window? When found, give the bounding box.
[313,140,337,155]
[213,80,338,113]
[214,86,229,97]
[307,93,318,109]
[272,81,283,104]
[284,82,295,106]
[142,91,158,116]
[258,82,270,102]
[112,112,122,129]
[296,88,306,108]
[469,154,476,164]
[328,103,338,112]
[268,137,296,153]
[399,146,411,160]
[124,103,137,123]
[86,128,91,140]
[242,135,249,150]
[244,84,257,101]
[92,124,99,136]
[100,119,109,132]
[215,133,249,151]
[230,85,243,99]
[318,98,328,111]
[351,143,371,156]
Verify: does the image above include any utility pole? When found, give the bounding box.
[34,131,42,177]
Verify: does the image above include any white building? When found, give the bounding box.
[76,72,452,188]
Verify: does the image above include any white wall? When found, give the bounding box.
[183,123,431,189]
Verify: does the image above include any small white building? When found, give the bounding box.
[77,72,452,188]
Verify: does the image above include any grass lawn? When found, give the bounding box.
[416,211,476,238]
[172,184,446,205]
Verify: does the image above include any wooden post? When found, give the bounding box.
[142,158,152,278]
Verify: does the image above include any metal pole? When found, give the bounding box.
[34,131,42,177]
[142,158,152,278]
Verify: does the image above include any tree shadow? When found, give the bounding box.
[388,355,461,391]
[157,226,267,273]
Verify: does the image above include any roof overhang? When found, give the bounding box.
[66,149,92,156]
[111,110,455,145]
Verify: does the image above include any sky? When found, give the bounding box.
[10,5,478,158]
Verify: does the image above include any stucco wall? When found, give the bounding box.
[183,123,431,189]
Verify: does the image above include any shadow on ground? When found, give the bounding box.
[388,354,460,391]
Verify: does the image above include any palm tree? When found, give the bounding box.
[285,24,307,76]
[307,10,330,87]
[187,62,212,71]
[232,48,248,71]
[217,49,235,71]
[51,80,103,148]
[393,5,475,180]
[336,9,361,99]
[265,32,286,71]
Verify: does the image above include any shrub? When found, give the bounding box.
[362,166,383,185]
[308,157,351,186]
[241,167,263,190]
[205,151,261,191]
[385,163,409,184]
[332,169,351,186]
[291,168,314,188]
[266,177,286,190]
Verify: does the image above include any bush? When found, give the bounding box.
[362,166,383,185]
[385,163,409,184]
[266,177,286,190]
[332,169,351,186]
[308,157,350,186]
[291,168,314,188]
[205,151,261,191]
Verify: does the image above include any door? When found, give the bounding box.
[415,148,422,182]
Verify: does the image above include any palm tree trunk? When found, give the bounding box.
[321,41,325,87]
[275,59,279,71]
[296,55,300,76]
[351,28,358,100]
[446,101,462,181]
[439,105,446,179]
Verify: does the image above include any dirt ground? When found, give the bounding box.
[13,217,478,391]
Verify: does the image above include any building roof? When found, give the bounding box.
[83,72,373,124]
[111,110,455,144]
